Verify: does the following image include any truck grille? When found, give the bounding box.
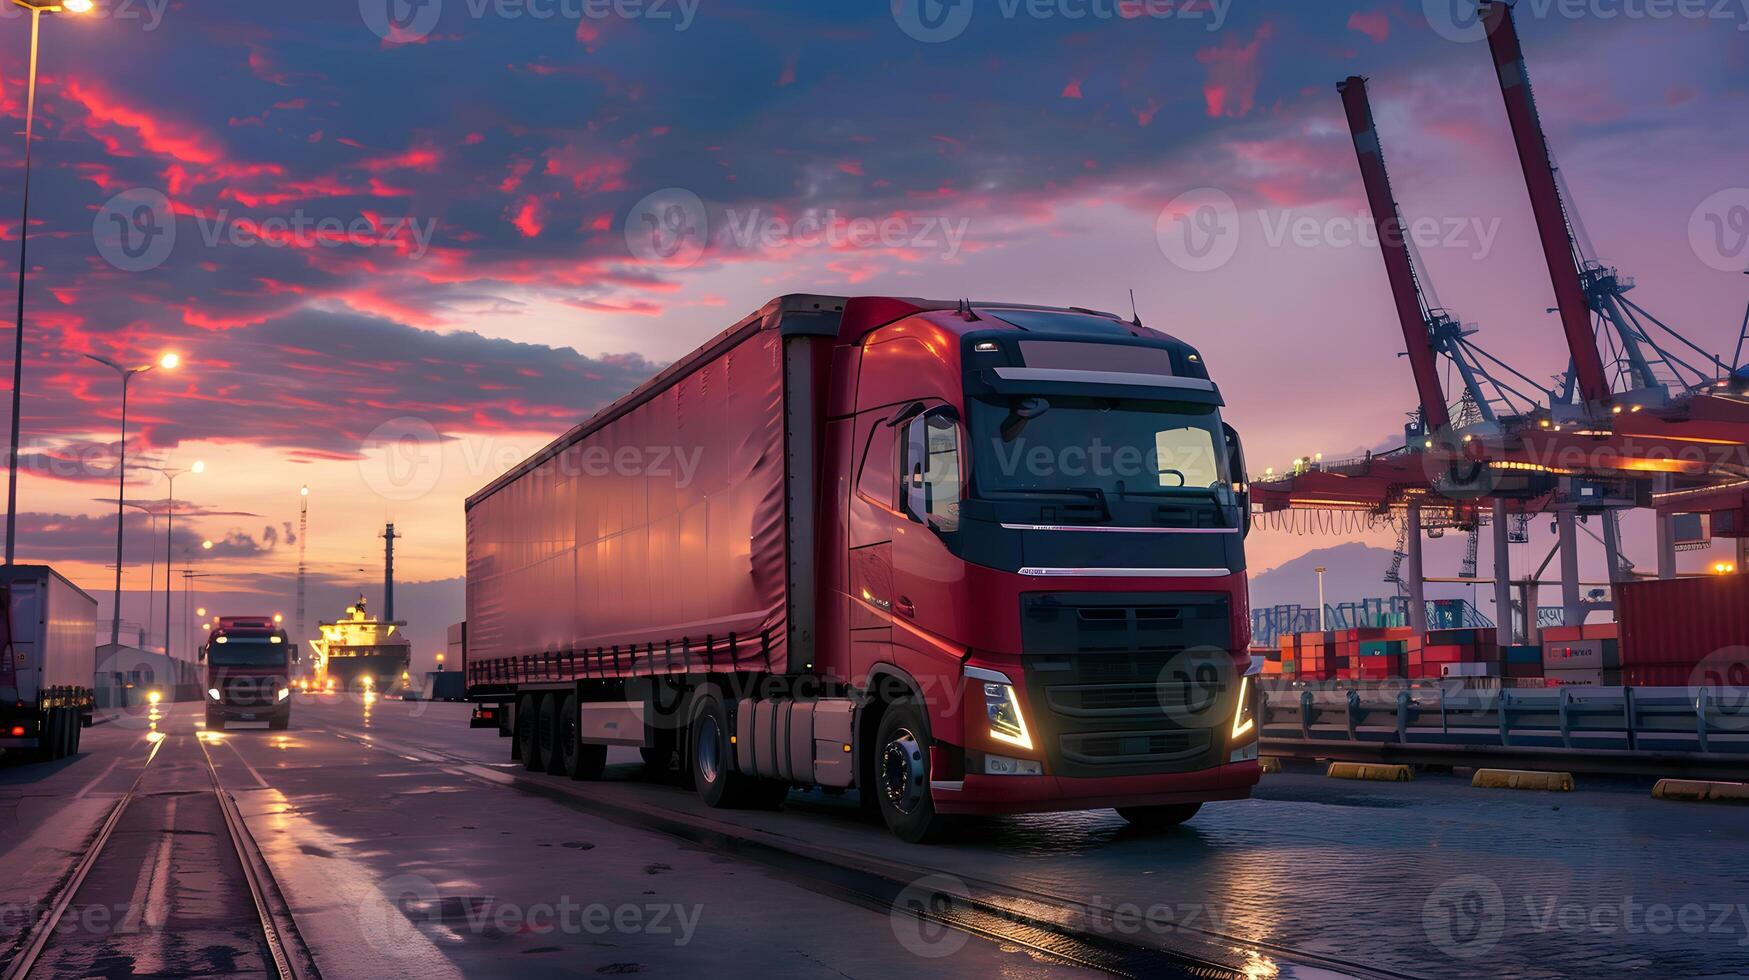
[1060,729,1209,766]
[1019,593,1236,778]
[223,678,276,706]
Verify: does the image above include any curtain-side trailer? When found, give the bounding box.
[465,294,1261,841]
[0,565,99,761]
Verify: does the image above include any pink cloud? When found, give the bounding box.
[1347,10,1390,43]
[1197,22,1275,118]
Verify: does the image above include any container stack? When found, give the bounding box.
[1424,627,1500,679]
[1617,575,1749,687]
[1540,623,1621,686]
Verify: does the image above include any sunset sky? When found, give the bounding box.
[4,0,1746,662]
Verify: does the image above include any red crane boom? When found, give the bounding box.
[1338,75,1452,434]
[1480,0,1611,407]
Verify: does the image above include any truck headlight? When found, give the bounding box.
[207,688,222,701]
[982,681,1032,751]
[277,688,291,702]
[1230,675,1256,743]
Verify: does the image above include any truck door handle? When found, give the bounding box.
[895,596,916,618]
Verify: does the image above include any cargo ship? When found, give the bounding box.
[310,595,411,693]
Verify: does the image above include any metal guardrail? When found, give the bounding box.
[1260,683,1749,777]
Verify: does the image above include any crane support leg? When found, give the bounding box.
[1654,475,1677,580]
[1407,503,1428,634]
[1601,510,1625,585]
[1516,580,1538,645]
[1493,499,1513,647]
[1558,509,1583,627]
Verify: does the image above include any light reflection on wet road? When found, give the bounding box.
[9,694,1745,980]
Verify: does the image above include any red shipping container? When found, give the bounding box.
[1422,645,1474,663]
[1621,663,1705,687]
[1618,575,1749,666]
[1581,622,1618,641]
[1542,625,1584,643]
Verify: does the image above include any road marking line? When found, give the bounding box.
[222,737,270,790]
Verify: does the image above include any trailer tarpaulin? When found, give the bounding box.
[466,320,792,682]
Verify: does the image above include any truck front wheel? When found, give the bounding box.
[689,688,786,809]
[874,699,957,844]
[269,711,291,731]
[206,710,225,732]
[1114,803,1201,830]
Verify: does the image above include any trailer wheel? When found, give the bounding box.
[552,694,606,780]
[874,699,957,844]
[689,687,787,809]
[70,713,82,754]
[1114,803,1201,830]
[536,693,563,773]
[515,693,540,770]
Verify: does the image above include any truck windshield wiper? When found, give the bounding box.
[986,486,1111,521]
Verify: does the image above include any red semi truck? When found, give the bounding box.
[201,616,297,730]
[465,295,1260,841]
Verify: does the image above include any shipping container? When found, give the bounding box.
[1617,574,1749,666]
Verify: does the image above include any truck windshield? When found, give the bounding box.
[207,637,288,667]
[969,395,1230,498]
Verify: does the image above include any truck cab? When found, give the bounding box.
[824,303,1258,839]
[201,616,297,731]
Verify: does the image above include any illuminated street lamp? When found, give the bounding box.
[87,352,180,647]
[3,0,95,565]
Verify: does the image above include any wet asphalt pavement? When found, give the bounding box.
[4,694,1746,979]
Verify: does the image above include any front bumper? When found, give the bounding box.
[930,759,1261,815]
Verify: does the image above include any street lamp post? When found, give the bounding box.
[86,352,179,647]
[121,502,155,647]
[138,460,202,657]
[1315,566,1328,631]
[4,0,95,566]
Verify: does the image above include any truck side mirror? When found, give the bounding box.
[1223,423,1251,538]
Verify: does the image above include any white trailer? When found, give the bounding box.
[0,565,99,761]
